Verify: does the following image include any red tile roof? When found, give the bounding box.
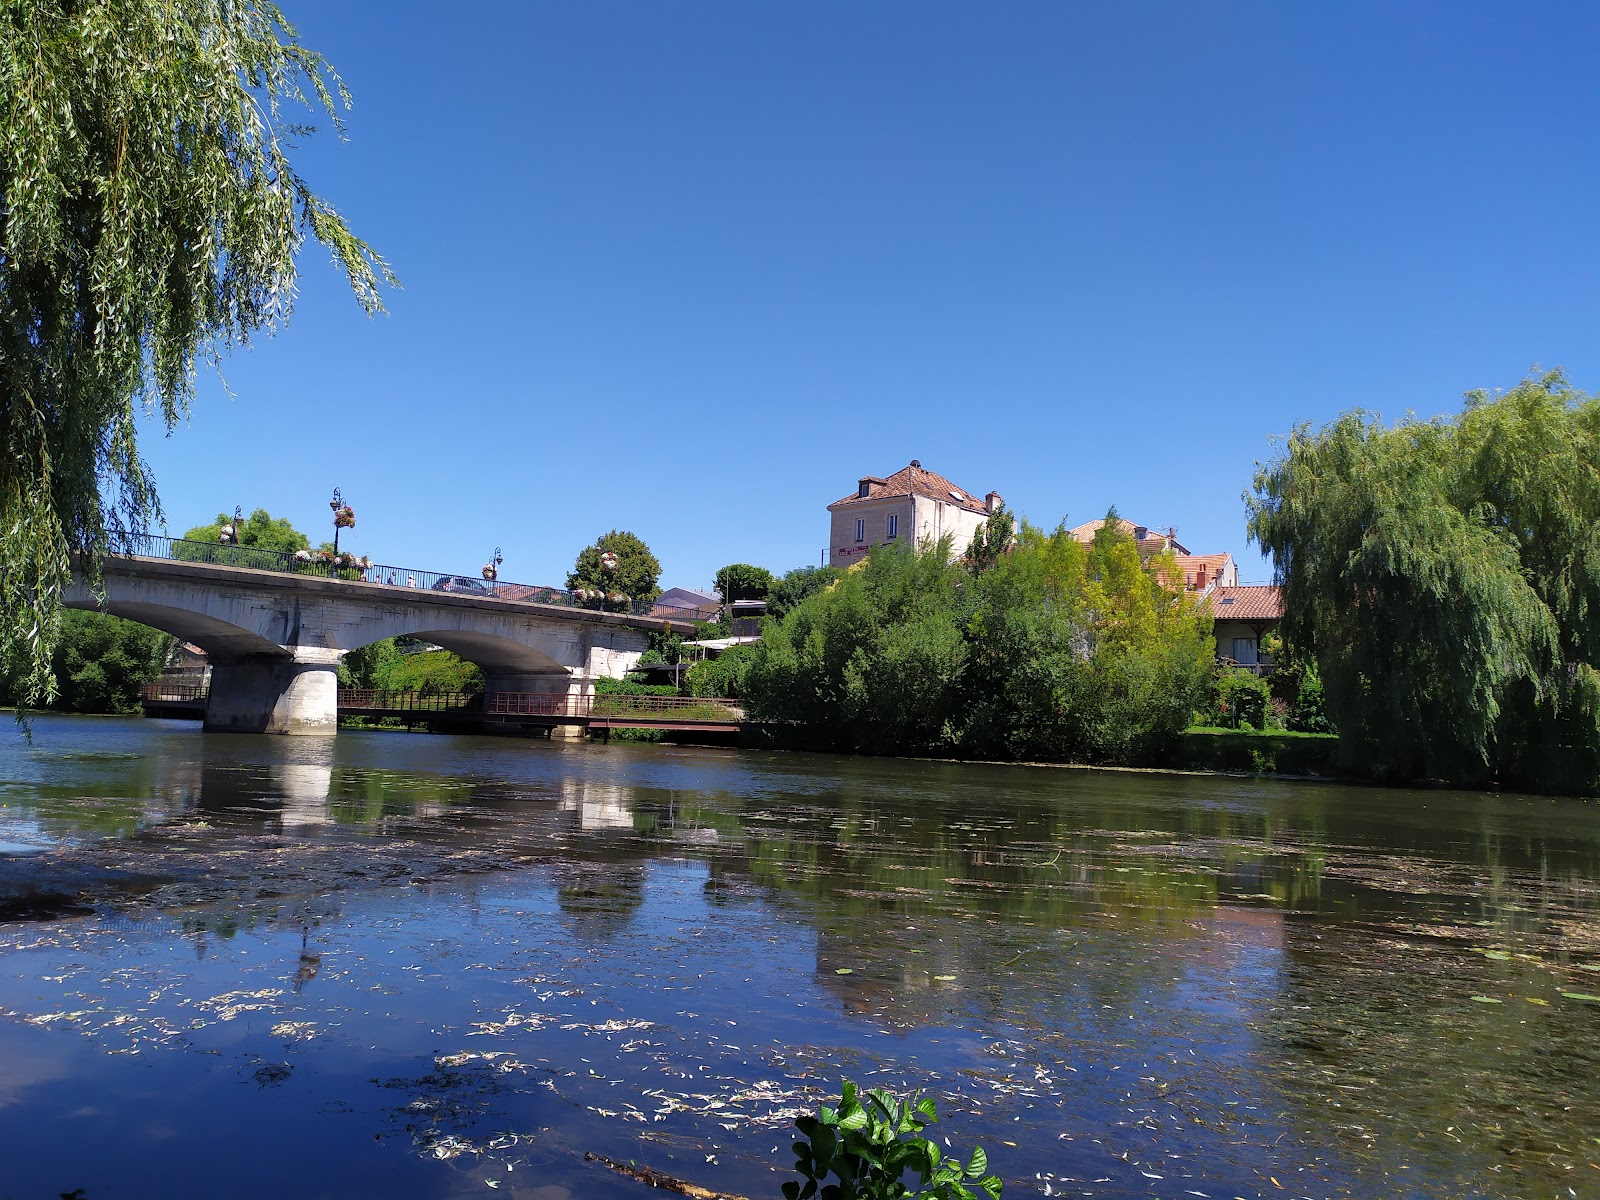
[1206,585,1283,621]
[830,462,990,515]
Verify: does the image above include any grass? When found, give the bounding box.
[1178,727,1339,776]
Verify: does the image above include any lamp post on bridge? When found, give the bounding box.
[219,505,242,564]
[330,487,358,558]
[483,547,503,596]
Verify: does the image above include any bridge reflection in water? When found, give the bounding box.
[141,683,744,736]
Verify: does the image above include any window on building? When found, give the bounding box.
[886,513,898,539]
[1232,637,1258,666]
[854,518,865,543]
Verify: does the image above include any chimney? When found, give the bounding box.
[985,491,1002,514]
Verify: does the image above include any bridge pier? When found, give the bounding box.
[205,648,342,735]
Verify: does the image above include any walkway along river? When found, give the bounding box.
[2,715,1599,1199]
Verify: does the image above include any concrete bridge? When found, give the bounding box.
[67,555,694,735]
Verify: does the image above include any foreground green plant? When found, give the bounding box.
[784,1080,1002,1200]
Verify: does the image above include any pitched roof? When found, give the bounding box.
[1068,518,1192,557]
[1207,585,1283,621]
[830,462,990,515]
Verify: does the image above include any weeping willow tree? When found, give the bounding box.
[1248,372,1600,791]
[1,1,394,707]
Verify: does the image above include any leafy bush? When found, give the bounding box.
[686,644,756,698]
[785,1080,1002,1200]
[1207,667,1271,730]
[1178,729,1338,775]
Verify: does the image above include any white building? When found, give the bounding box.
[827,460,1002,567]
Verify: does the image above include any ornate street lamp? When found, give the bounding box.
[330,487,356,557]
[483,546,503,592]
[218,505,242,564]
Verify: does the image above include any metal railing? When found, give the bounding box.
[337,689,480,712]
[138,684,743,725]
[486,691,741,723]
[1216,658,1277,678]
[140,682,208,702]
[106,532,671,618]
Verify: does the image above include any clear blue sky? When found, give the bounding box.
[138,1,1600,591]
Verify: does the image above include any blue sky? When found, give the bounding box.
[138,1,1600,591]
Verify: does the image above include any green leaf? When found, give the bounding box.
[966,1147,988,1177]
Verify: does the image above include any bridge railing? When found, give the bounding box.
[141,682,208,702]
[137,683,742,724]
[106,532,674,618]
[337,689,481,712]
[485,691,742,723]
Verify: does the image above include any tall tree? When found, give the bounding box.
[181,509,311,554]
[1248,372,1598,789]
[567,531,662,608]
[1,1,394,708]
[767,565,843,620]
[714,563,775,604]
[45,610,171,713]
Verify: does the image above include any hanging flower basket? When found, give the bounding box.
[333,505,356,529]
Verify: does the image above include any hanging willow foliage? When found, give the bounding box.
[1248,372,1600,791]
[1,0,394,706]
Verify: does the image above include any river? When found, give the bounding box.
[1,715,1598,1199]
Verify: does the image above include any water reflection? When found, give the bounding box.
[2,718,1600,1199]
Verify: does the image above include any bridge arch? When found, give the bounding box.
[62,596,288,662]
[342,628,570,679]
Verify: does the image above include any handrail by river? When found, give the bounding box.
[143,684,744,727]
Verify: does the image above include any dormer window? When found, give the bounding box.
[858,481,870,499]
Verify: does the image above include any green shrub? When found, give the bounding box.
[1178,729,1338,775]
[1207,667,1271,730]
[687,644,757,698]
[785,1080,1002,1200]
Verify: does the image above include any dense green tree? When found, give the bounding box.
[767,565,844,620]
[1,1,393,710]
[744,514,1212,765]
[960,514,1212,762]
[567,531,662,608]
[1248,372,1600,789]
[714,563,776,604]
[173,508,314,568]
[338,637,481,695]
[964,505,1016,573]
[181,509,310,554]
[47,610,171,713]
[747,539,970,755]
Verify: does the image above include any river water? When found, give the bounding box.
[1,716,1598,1200]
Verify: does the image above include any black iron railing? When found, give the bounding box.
[107,532,672,618]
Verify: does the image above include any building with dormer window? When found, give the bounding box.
[827,460,1002,567]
